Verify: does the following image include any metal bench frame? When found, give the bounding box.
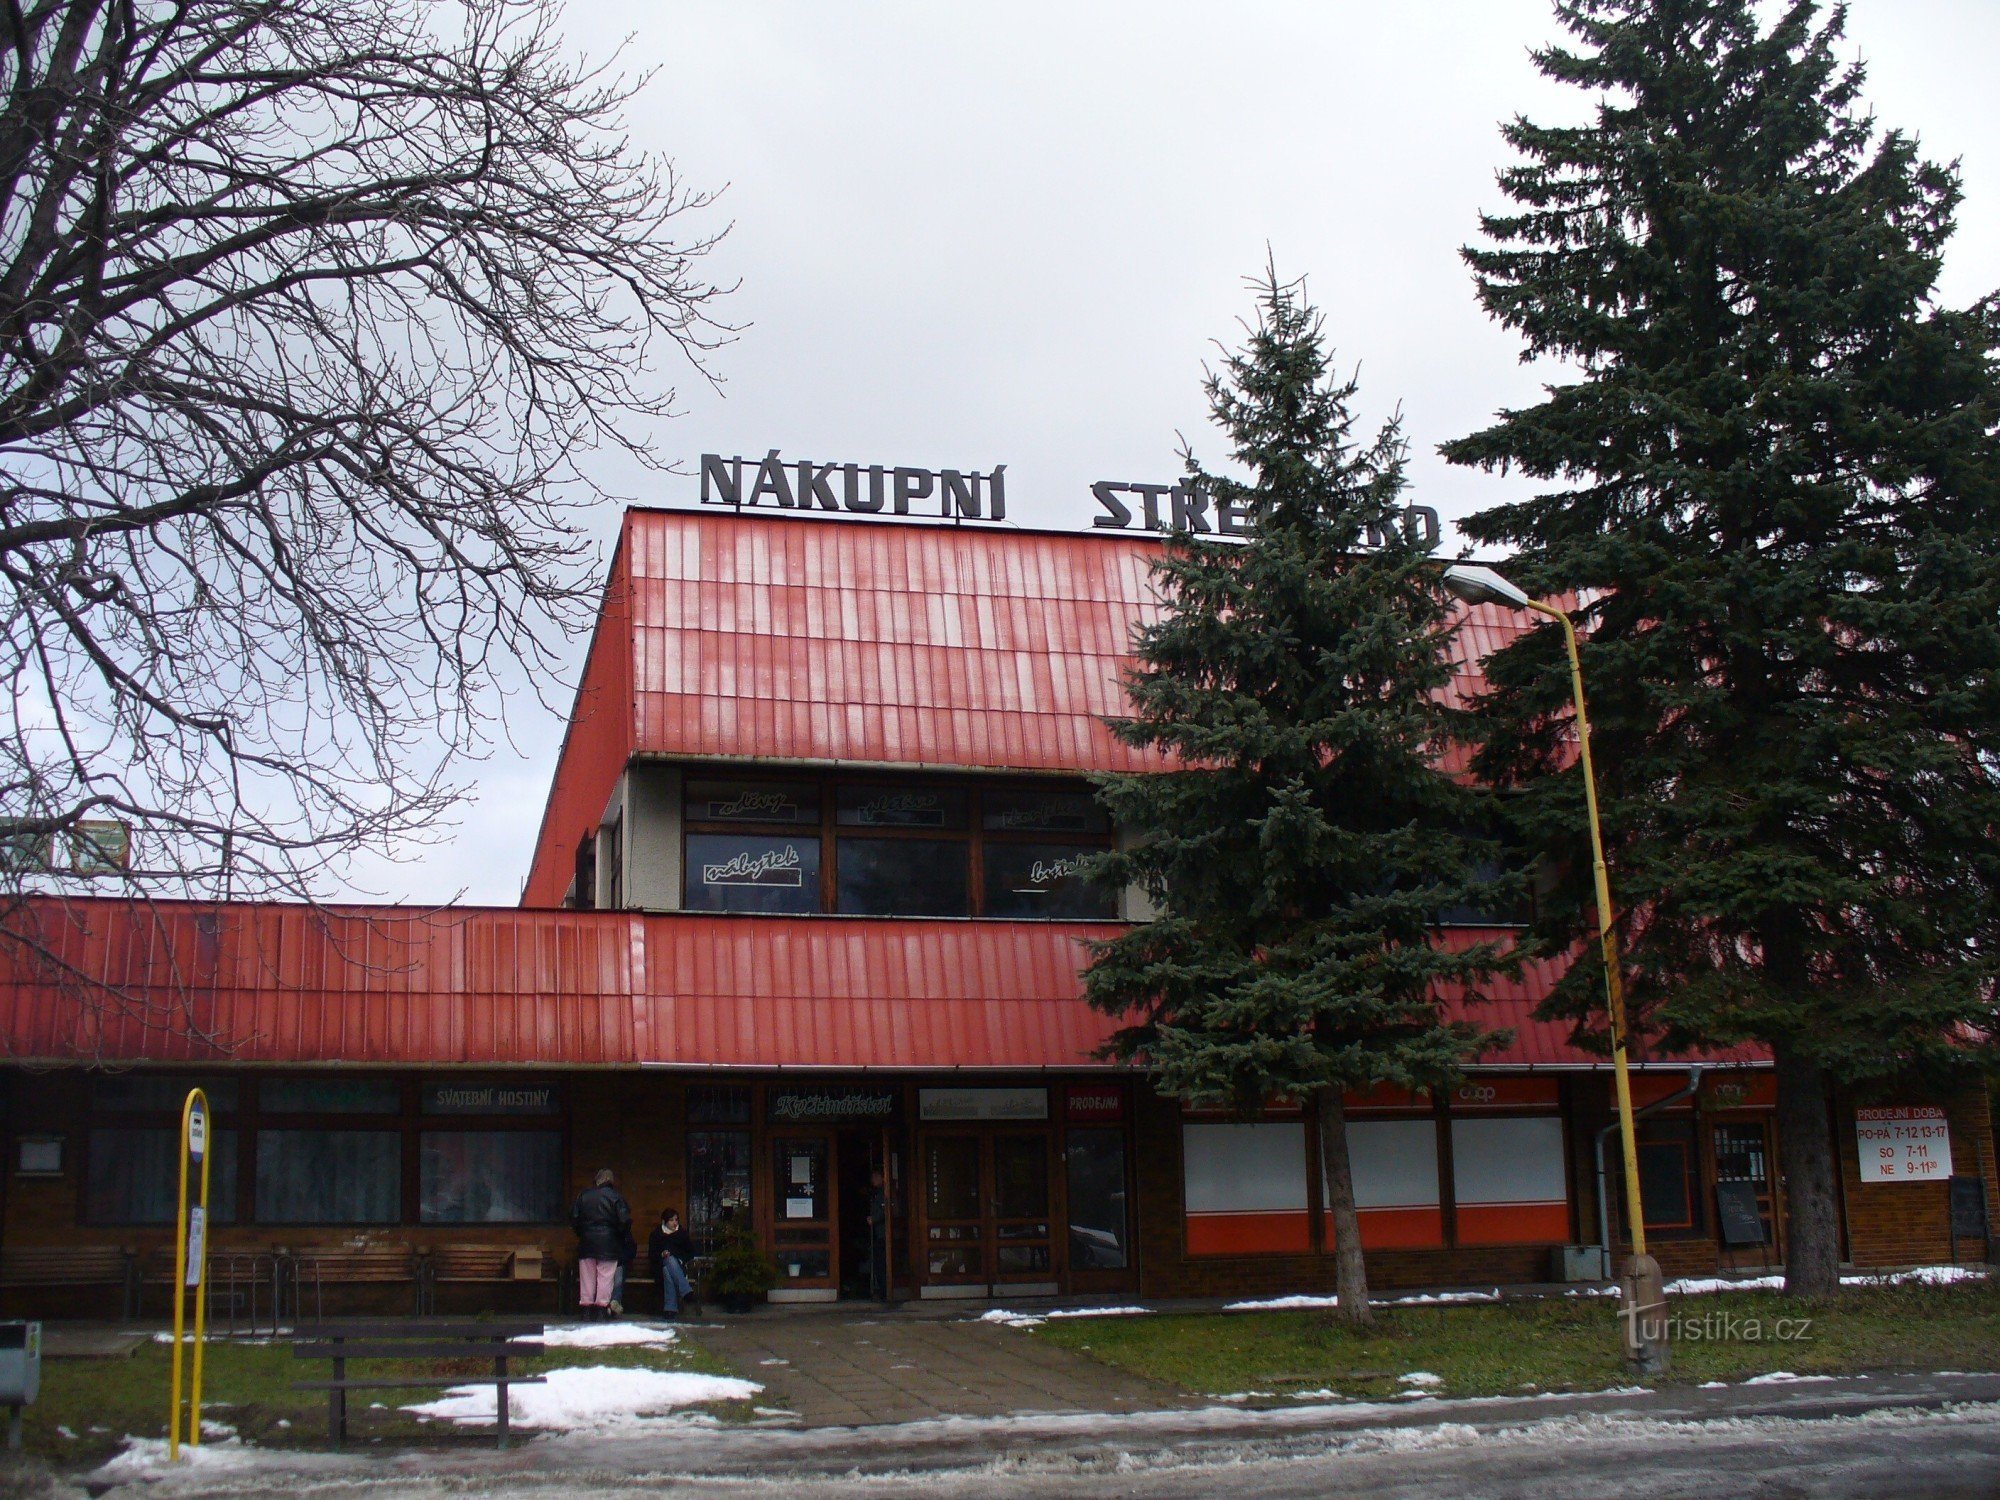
[290,1318,547,1448]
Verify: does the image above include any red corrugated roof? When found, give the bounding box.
[524,510,1550,903]
[0,899,1749,1071]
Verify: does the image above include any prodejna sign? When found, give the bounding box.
[700,450,1440,545]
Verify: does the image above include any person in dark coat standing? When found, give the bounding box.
[647,1207,697,1317]
[571,1167,631,1319]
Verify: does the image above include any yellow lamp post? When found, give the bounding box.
[1442,563,1666,1373]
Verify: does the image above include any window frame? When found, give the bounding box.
[680,769,1116,920]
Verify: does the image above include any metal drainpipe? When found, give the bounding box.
[1594,1065,1704,1278]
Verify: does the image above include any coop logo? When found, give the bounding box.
[710,789,797,821]
[702,845,804,887]
[1456,1083,1498,1106]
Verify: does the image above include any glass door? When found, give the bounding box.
[1711,1117,1779,1264]
[924,1134,986,1289]
[771,1135,835,1292]
[991,1133,1054,1288]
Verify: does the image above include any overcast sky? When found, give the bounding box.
[344,0,2000,907]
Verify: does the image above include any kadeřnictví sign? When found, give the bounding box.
[700,449,1439,545]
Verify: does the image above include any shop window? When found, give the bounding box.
[1328,1119,1443,1249]
[254,1129,400,1223]
[89,1075,239,1114]
[686,778,820,825]
[983,790,1110,835]
[84,1128,238,1224]
[687,1084,752,1126]
[1065,1128,1129,1271]
[1181,1121,1311,1255]
[687,1129,752,1257]
[1637,1119,1703,1234]
[837,784,968,829]
[836,836,968,917]
[1450,1116,1569,1245]
[419,1131,563,1223]
[261,1077,401,1115]
[684,833,821,914]
[981,842,1116,920]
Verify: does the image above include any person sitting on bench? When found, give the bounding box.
[648,1207,697,1318]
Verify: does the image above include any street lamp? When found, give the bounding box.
[1442,563,1667,1374]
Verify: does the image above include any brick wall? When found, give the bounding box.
[1838,1086,1997,1269]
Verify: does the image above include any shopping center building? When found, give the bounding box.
[0,500,1990,1312]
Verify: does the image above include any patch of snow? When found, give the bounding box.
[1663,1264,1988,1297]
[94,1436,265,1480]
[403,1365,760,1432]
[1399,1371,1445,1388]
[530,1321,679,1350]
[759,1357,790,1366]
[56,1425,75,1441]
[1224,1294,1341,1311]
[752,1406,795,1418]
[1740,1371,1837,1385]
[977,1309,1047,1327]
[1699,1381,1728,1389]
[1044,1304,1153,1319]
[1381,1289,1501,1306]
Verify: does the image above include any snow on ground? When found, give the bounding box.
[1666,1265,1988,1296]
[1399,1372,1444,1388]
[976,1305,1152,1328]
[405,1366,761,1433]
[1740,1371,1839,1386]
[1382,1289,1501,1306]
[528,1321,680,1350]
[1224,1294,1342,1311]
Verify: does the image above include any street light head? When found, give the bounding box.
[1442,563,1534,611]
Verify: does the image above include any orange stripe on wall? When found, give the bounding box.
[1322,1207,1448,1250]
[1454,1201,1569,1246]
[1185,1211,1314,1256]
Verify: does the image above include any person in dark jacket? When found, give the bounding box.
[647,1207,696,1317]
[571,1167,631,1319]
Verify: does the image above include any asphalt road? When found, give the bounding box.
[9,1374,1998,1500]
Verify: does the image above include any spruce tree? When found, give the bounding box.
[1085,270,1512,1326]
[1446,0,2000,1295]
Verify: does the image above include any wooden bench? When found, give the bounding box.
[0,1246,137,1317]
[291,1318,546,1448]
[293,1244,421,1318]
[415,1245,562,1314]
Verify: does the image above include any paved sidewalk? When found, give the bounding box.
[692,1307,1193,1426]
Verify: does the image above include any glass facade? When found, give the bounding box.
[419,1131,563,1223]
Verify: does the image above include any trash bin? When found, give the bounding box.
[0,1322,41,1449]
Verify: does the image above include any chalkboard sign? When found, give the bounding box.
[1715,1180,1768,1248]
[1950,1176,1990,1241]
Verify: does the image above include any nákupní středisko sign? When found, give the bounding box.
[699,449,1440,546]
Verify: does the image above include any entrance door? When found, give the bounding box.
[920,1130,1055,1296]
[1710,1117,1780,1265]
[770,1134,835,1296]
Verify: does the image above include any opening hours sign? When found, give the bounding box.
[1855,1106,1952,1182]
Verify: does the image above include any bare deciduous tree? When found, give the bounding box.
[0,0,726,926]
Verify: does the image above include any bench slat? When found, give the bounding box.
[292,1377,547,1392]
[292,1320,545,1339]
[294,1341,543,1361]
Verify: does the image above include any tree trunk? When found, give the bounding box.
[1316,1087,1374,1327]
[1774,1039,1841,1298]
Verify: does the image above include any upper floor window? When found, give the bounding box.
[682,773,1118,921]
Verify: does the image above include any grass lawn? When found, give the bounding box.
[23,1321,752,1471]
[1033,1279,2000,1404]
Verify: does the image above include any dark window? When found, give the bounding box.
[1065,1128,1129,1271]
[687,1129,752,1257]
[687,1084,752,1126]
[1636,1120,1702,1234]
[837,785,967,829]
[686,778,820,825]
[983,790,1110,835]
[982,842,1116,919]
[573,833,596,910]
[84,1127,238,1224]
[254,1130,400,1223]
[684,833,822,914]
[260,1077,400,1115]
[837,836,969,916]
[419,1131,563,1223]
[89,1075,239,1114]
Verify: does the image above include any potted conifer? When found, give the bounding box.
[703,1212,776,1314]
